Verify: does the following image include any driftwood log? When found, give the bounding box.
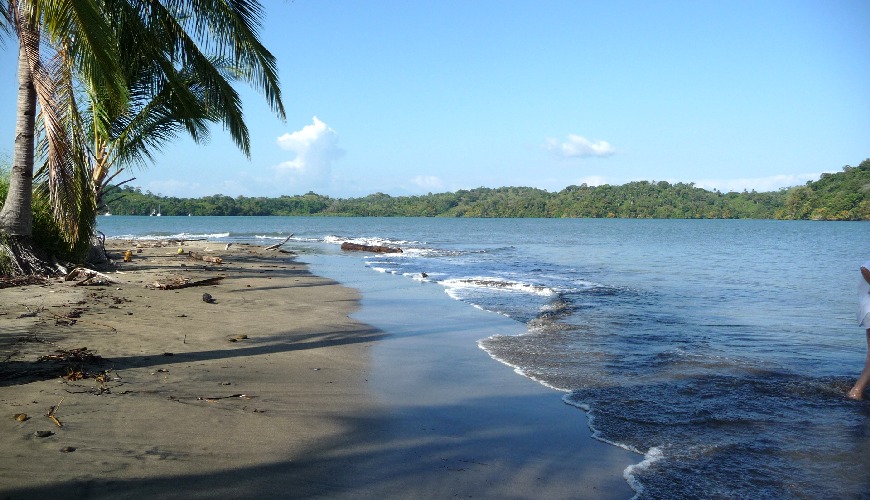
[150,276,224,290]
[64,267,121,286]
[340,242,403,254]
[187,251,223,264]
[265,233,294,250]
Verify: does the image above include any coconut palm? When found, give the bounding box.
[1,0,284,274]
[86,0,284,206]
[0,0,127,274]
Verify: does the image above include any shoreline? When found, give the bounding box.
[2,241,636,498]
[305,253,639,498]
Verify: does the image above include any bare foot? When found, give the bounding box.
[847,388,865,401]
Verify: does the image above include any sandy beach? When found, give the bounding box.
[1,241,636,499]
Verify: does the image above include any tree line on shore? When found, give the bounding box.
[104,159,870,220]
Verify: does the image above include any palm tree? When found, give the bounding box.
[0,0,126,274]
[1,0,284,274]
[86,0,284,207]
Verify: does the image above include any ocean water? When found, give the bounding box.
[98,216,870,498]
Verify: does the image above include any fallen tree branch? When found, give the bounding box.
[64,267,121,286]
[265,234,294,251]
[150,276,224,290]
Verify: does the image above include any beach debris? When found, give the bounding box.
[0,275,49,289]
[197,394,253,402]
[14,413,29,422]
[16,310,38,319]
[264,234,294,250]
[225,243,233,251]
[46,397,65,428]
[34,346,109,382]
[65,267,121,286]
[34,430,54,438]
[187,251,223,264]
[202,293,216,303]
[93,371,111,385]
[65,308,85,319]
[149,276,224,290]
[340,242,403,253]
[123,250,133,262]
[38,347,101,365]
[228,334,248,342]
[61,446,77,453]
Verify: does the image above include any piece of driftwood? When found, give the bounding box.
[187,251,223,264]
[47,397,64,428]
[265,233,294,250]
[197,393,253,402]
[150,276,224,290]
[64,267,121,286]
[340,242,403,253]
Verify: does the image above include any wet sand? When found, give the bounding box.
[1,242,636,499]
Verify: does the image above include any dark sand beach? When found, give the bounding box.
[1,242,635,499]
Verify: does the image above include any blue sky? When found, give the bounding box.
[1,0,868,198]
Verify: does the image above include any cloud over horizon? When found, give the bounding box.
[275,116,344,187]
[410,175,445,191]
[693,173,821,193]
[546,134,615,160]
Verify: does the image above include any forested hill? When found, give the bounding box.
[103,158,870,220]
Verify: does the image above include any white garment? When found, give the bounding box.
[860,261,870,328]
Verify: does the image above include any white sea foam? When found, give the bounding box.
[254,234,304,241]
[323,234,422,248]
[624,447,665,499]
[477,336,570,392]
[108,232,230,240]
[440,277,556,297]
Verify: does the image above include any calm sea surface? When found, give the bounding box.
[98,216,870,498]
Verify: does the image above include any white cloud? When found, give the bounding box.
[546,134,615,160]
[274,116,344,187]
[693,173,821,193]
[410,175,444,191]
[575,175,608,186]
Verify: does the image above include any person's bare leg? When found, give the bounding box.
[848,329,870,400]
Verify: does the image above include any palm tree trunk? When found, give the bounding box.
[0,23,36,238]
[0,7,56,276]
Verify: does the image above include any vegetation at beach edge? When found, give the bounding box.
[103,158,870,220]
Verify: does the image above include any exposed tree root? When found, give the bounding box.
[0,234,64,277]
